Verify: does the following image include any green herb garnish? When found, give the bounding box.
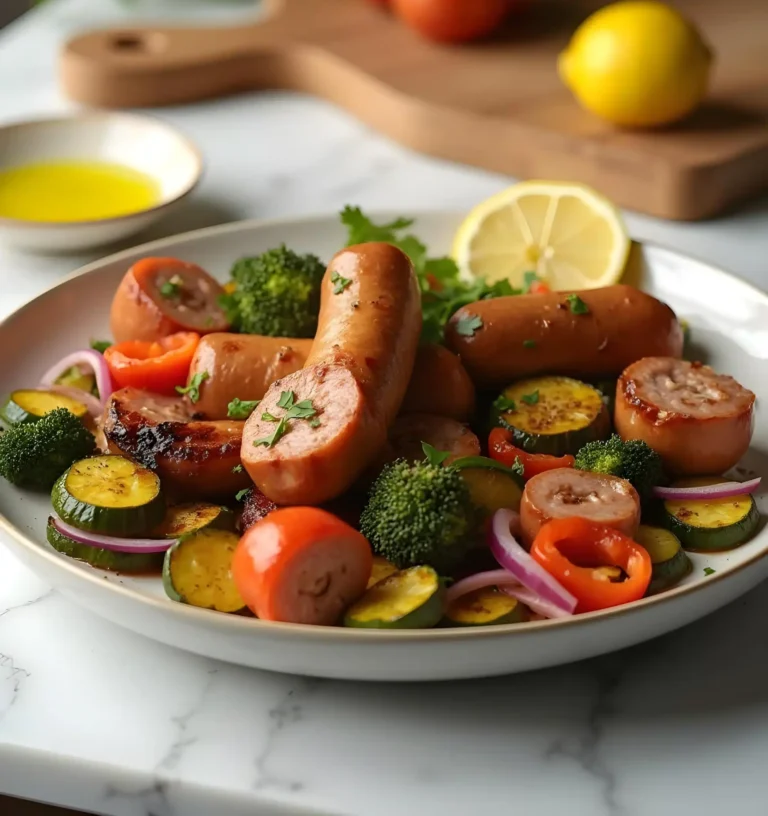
[455,314,483,337]
[262,411,279,422]
[330,270,353,294]
[176,371,209,404]
[227,398,260,420]
[277,391,295,410]
[422,442,450,467]
[285,400,317,421]
[232,464,244,474]
[309,418,321,428]
[703,567,716,576]
[566,294,590,315]
[493,395,517,413]
[521,390,540,406]
[90,339,112,354]
[523,339,537,349]
[235,488,250,501]
[160,275,183,299]
[253,417,288,449]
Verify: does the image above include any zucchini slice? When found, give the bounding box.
[52,455,165,537]
[162,528,246,613]
[635,525,682,564]
[46,516,163,574]
[647,549,692,595]
[490,376,610,456]
[444,587,525,627]
[56,366,97,396]
[663,477,760,552]
[344,566,444,629]
[368,555,398,589]
[460,467,523,516]
[1,389,88,426]
[154,503,235,539]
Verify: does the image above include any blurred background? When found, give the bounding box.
[0,1,27,28]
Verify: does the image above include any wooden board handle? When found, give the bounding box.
[60,17,288,108]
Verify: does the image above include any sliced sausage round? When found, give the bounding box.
[242,243,422,505]
[615,357,755,476]
[102,387,249,499]
[386,413,481,464]
[110,257,230,344]
[445,285,684,388]
[520,468,641,547]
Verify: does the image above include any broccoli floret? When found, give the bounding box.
[220,245,325,337]
[574,434,665,500]
[360,459,481,574]
[0,408,95,491]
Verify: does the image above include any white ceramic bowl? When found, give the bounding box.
[0,113,202,252]
[0,213,766,682]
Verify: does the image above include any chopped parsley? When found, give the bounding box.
[90,339,112,354]
[521,390,540,406]
[277,390,295,410]
[176,371,209,403]
[493,395,517,413]
[232,464,244,474]
[330,270,353,294]
[286,400,317,421]
[160,275,183,299]
[309,418,321,428]
[422,442,450,467]
[261,411,279,422]
[455,314,483,337]
[253,417,288,449]
[235,488,250,501]
[703,567,716,576]
[227,398,260,419]
[566,294,590,315]
[511,457,525,476]
[522,339,536,349]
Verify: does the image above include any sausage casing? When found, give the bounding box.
[445,285,684,388]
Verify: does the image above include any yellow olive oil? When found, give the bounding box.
[0,160,161,222]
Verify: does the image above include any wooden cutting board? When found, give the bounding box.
[60,0,768,221]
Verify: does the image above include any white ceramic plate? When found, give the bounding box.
[0,113,202,252]
[0,213,766,682]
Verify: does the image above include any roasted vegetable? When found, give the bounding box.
[163,529,246,613]
[662,477,760,551]
[574,433,665,501]
[360,459,482,574]
[219,245,326,337]
[1,389,88,426]
[154,503,235,538]
[443,587,525,627]
[52,454,165,537]
[0,408,95,490]
[344,566,444,629]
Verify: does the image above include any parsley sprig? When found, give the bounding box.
[252,390,320,448]
[227,398,260,419]
[176,371,209,404]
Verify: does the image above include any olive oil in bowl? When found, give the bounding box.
[0,160,161,223]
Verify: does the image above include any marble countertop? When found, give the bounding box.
[1,2,768,815]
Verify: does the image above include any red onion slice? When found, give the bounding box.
[41,350,115,410]
[488,509,578,614]
[501,586,575,620]
[652,477,761,501]
[51,516,174,554]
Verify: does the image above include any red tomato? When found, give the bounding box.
[392,0,510,43]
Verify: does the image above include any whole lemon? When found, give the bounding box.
[558,1,714,128]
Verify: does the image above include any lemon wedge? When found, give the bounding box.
[452,181,630,291]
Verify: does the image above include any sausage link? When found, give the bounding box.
[400,343,476,421]
[445,285,684,388]
[242,243,422,505]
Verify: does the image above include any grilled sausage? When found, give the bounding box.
[400,343,476,421]
[190,334,312,420]
[445,285,684,388]
[386,414,481,464]
[189,336,475,422]
[242,243,422,505]
[520,468,641,547]
[615,358,755,476]
[110,257,230,344]
[103,387,249,498]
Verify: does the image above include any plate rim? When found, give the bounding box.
[1,210,767,644]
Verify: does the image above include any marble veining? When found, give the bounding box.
[0,1,767,815]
